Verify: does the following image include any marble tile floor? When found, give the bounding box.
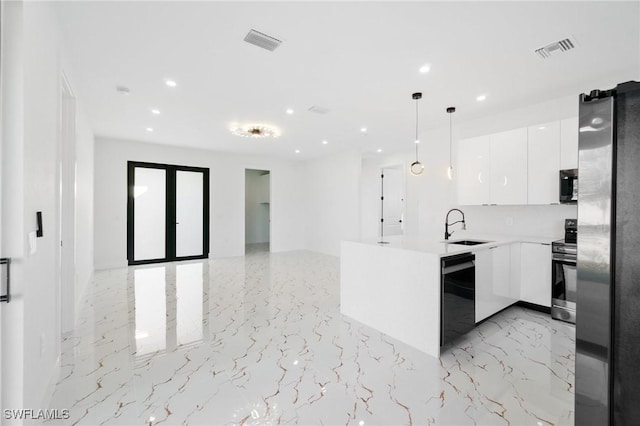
[48,250,575,426]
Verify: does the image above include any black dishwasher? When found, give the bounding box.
[441,252,476,347]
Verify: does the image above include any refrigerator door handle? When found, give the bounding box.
[0,257,10,303]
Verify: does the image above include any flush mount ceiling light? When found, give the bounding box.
[409,92,424,176]
[476,94,487,102]
[230,123,281,138]
[151,109,160,115]
[165,79,177,87]
[419,64,431,74]
[446,107,456,180]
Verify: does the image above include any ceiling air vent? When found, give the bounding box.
[308,105,330,114]
[535,37,577,59]
[244,29,282,51]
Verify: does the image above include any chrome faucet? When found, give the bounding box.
[445,208,466,240]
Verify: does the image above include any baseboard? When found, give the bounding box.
[515,300,552,314]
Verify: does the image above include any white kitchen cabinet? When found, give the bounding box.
[520,242,552,307]
[560,117,579,170]
[475,244,518,322]
[457,134,491,205]
[490,128,528,205]
[527,121,561,204]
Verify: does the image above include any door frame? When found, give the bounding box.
[59,72,76,334]
[127,161,210,265]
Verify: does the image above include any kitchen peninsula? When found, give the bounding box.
[340,233,556,358]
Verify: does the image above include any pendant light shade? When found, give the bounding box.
[409,92,424,176]
[446,106,456,180]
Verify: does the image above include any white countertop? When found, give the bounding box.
[348,231,561,257]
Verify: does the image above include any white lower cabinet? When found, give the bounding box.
[520,242,552,307]
[475,244,518,322]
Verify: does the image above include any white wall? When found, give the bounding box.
[1,0,95,413]
[245,170,270,244]
[94,138,304,269]
[362,95,581,241]
[302,149,361,256]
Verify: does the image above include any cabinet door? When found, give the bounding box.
[528,121,560,204]
[560,117,579,170]
[457,135,491,205]
[520,243,552,307]
[475,244,516,323]
[474,248,493,322]
[490,128,528,205]
[491,245,517,311]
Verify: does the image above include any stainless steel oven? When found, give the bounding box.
[552,239,576,323]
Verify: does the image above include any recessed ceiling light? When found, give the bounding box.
[419,64,431,74]
[322,140,328,145]
[286,108,294,115]
[165,79,177,87]
[415,139,420,144]
[539,126,546,130]
[476,94,487,102]
[146,127,154,132]
[295,149,301,154]
[377,148,382,153]
[361,127,368,133]
[151,109,160,115]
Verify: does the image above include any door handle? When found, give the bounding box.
[1,258,11,303]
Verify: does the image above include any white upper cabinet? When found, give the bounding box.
[490,128,528,205]
[560,117,579,170]
[457,134,491,205]
[527,121,560,204]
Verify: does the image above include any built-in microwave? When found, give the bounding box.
[559,169,578,204]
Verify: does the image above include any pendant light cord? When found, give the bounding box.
[449,112,452,168]
[415,98,419,160]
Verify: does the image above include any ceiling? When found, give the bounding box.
[54,1,640,160]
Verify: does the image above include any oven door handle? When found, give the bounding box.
[552,255,577,264]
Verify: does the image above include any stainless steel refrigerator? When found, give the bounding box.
[576,81,640,425]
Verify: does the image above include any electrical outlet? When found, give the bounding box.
[506,217,513,226]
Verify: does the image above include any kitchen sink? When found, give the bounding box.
[446,239,492,246]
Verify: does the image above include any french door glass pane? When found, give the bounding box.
[134,167,166,261]
[176,170,204,257]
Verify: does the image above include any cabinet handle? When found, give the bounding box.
[0,258,10,303]
[478,172,483,183]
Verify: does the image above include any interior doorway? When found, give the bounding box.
[127,161,210,265]
[245,169,270,254]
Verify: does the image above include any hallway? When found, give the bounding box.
[48,250,575,425]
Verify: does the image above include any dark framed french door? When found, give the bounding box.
[127,161,210,265]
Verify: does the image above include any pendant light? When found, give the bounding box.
[446,107,456,180]
[409,92,424,176]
